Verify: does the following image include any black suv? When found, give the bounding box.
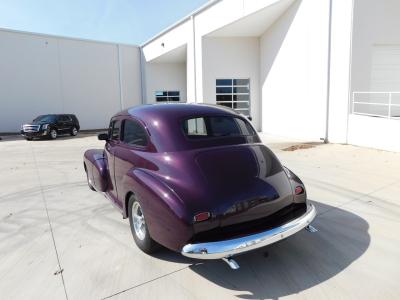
[21,114,80,140]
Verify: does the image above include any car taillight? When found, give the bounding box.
[194,212,210,222]
[295,186,304,195]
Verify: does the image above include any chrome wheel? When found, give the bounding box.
[50,129,57,139]
[132,202,146,241]
[72,127,78,136]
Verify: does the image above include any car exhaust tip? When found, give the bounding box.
[305,225,318,233]
[222,257,240,270]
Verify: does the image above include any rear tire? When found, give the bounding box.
[25,137,33,141]
[71,127,78,136]
[128,195,159,254]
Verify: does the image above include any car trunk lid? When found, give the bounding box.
[193,144,294,227]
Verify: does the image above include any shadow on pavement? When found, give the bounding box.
[156,201,370,299]
[0,132,103,142]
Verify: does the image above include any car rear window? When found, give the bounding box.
[182,116,256,139]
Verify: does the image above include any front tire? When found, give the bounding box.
[128,196,159,254]
[86,174,96,191]
[84,164,95,191]
[49,128,57,140]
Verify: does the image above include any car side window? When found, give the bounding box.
[235,118,256,136]
[109,120,121,141]
[122,119,148,147]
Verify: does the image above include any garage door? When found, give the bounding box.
[370,45,400,91]
[353,45,400,118]
[348,45,400,151]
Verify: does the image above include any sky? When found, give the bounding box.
[0,0,209,45]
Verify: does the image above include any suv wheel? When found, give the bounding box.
[49,129,57,139]
[71,127,78,136]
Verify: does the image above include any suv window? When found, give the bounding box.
[122,119,148,147]
[109,120,121,140]
[183,116,256,139]
[60,115,71,122]
[33,115,57,123]
[69,115,78,123]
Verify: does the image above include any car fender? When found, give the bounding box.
[48,123,58,131]
[283,166,307,203]
[121,169,193,251]
[83,149,108,192]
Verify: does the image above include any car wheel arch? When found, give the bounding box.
[48,126,58,135]
[124,191,135,218]
[125,169,188,219]
[121,169,193,251]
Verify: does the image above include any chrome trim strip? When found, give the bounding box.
[181,204,316,260]
[22,124,40,132]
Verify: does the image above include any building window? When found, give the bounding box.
[155,91,180,102]
[216,79,250,116]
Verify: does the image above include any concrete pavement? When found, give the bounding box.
[0,133,399,299]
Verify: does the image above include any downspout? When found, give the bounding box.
[56,39,65,113]
[345,0,355,144]
[191,15,197,103]
[139,48,146,104]
[117,44,124,110]
[324,0,333,143]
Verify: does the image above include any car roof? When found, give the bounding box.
[117,103,241,122]
[37,114,76,116]
[113,104,250,152]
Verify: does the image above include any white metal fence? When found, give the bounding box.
[352,92,400,119]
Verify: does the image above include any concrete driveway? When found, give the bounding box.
[0,133,399,299]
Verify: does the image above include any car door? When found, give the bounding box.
[114,118,149,208]
[64,115,73,131]
[58,115,68,132]
[55,115,64,132]
[104,119,121,203]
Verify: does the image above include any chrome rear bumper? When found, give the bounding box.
[181,203,316,259]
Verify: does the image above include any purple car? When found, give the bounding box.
[83,104,316,269]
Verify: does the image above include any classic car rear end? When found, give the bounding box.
[83,104,316,269]
[139,142,316,267]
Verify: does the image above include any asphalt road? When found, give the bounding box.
[0,133,399,299]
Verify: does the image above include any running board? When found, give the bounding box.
[222,257,240,270]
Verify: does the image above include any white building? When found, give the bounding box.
[1,0,399,152]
